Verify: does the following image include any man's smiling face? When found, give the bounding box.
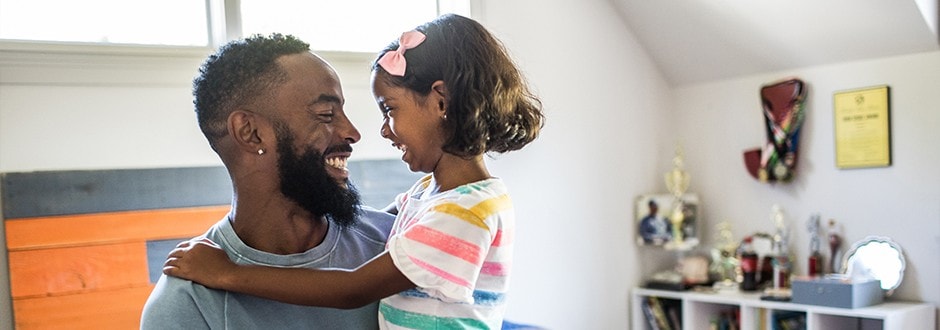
[267,52,363,226]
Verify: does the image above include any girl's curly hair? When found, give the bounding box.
[373,14,544,157]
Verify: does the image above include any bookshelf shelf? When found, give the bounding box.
[632,287,935,330]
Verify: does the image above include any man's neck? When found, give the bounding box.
[229,202,331,255]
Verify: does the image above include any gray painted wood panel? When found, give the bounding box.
[1,160,421,219]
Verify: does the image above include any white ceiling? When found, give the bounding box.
[611,0,940,86]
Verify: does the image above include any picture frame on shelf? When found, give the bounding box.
[635,193,699,249]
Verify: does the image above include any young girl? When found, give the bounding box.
[164,14,543,329]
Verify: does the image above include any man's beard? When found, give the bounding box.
[275,124,361,228]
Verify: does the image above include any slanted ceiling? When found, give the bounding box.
[611,0,940,86]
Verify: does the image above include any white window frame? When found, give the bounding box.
[0,0,482,60]
[0,0,483,93]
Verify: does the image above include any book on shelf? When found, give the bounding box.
[771,311,806,330]
[666,304,681,330]
[641,299,661,330]
[643,296,682,330]
[708,309,739,330]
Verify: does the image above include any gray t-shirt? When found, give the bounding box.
[141,207,394,329]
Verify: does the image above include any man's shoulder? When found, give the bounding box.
[141,273,220,328]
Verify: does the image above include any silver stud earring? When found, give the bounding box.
[257,149,265,155]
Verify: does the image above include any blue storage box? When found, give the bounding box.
[791,278,883,308]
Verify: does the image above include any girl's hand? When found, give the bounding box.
[163,238,235,289]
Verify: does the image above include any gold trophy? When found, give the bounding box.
[664,145,691,249]
[710,221,739,290]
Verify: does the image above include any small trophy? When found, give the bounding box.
[769,205,792,288]
[664,145,691,248]
[710,221,739,290]
[806,213,823,277]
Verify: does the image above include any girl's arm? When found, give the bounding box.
[163,239,414,309]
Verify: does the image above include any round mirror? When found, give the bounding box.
[842,236,905,295]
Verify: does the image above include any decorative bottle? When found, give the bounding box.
[806,213,823,277]
[739,236,759,291]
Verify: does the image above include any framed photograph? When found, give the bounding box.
[834,85,891,169]
[635,193,699,249]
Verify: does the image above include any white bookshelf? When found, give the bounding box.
[632,287,935,330]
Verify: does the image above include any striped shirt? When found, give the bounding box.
[380,175,514,330]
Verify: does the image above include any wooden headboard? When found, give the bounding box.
[2,161,419,329]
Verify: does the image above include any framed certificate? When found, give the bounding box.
[833,85,891,168]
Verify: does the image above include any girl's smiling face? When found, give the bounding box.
[370,72,448,174]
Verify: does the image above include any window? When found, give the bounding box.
[0,0,472,52]
[241,0,456,53]
[0,0,209,46]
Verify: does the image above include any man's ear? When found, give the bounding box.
[228,110,266,154]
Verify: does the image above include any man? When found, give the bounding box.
[140,34,393,329]
[639,199,670,245]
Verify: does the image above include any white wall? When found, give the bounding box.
[479,0,672,328]
[0,48,397,172]
[2,1,937,329]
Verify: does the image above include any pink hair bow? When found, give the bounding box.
[378,30,426,76]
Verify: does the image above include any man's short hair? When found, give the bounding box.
[193,33,310,150]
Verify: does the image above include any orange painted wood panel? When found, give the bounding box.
[5,205,228,250]
[12,285,154,330]
[8,242,149,299]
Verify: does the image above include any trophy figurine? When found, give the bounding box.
[769,205,792,288]
[664,145,691,247]
[806,213,824,277]
[710,221,739,290]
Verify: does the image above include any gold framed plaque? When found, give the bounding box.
[833,85,891,168]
